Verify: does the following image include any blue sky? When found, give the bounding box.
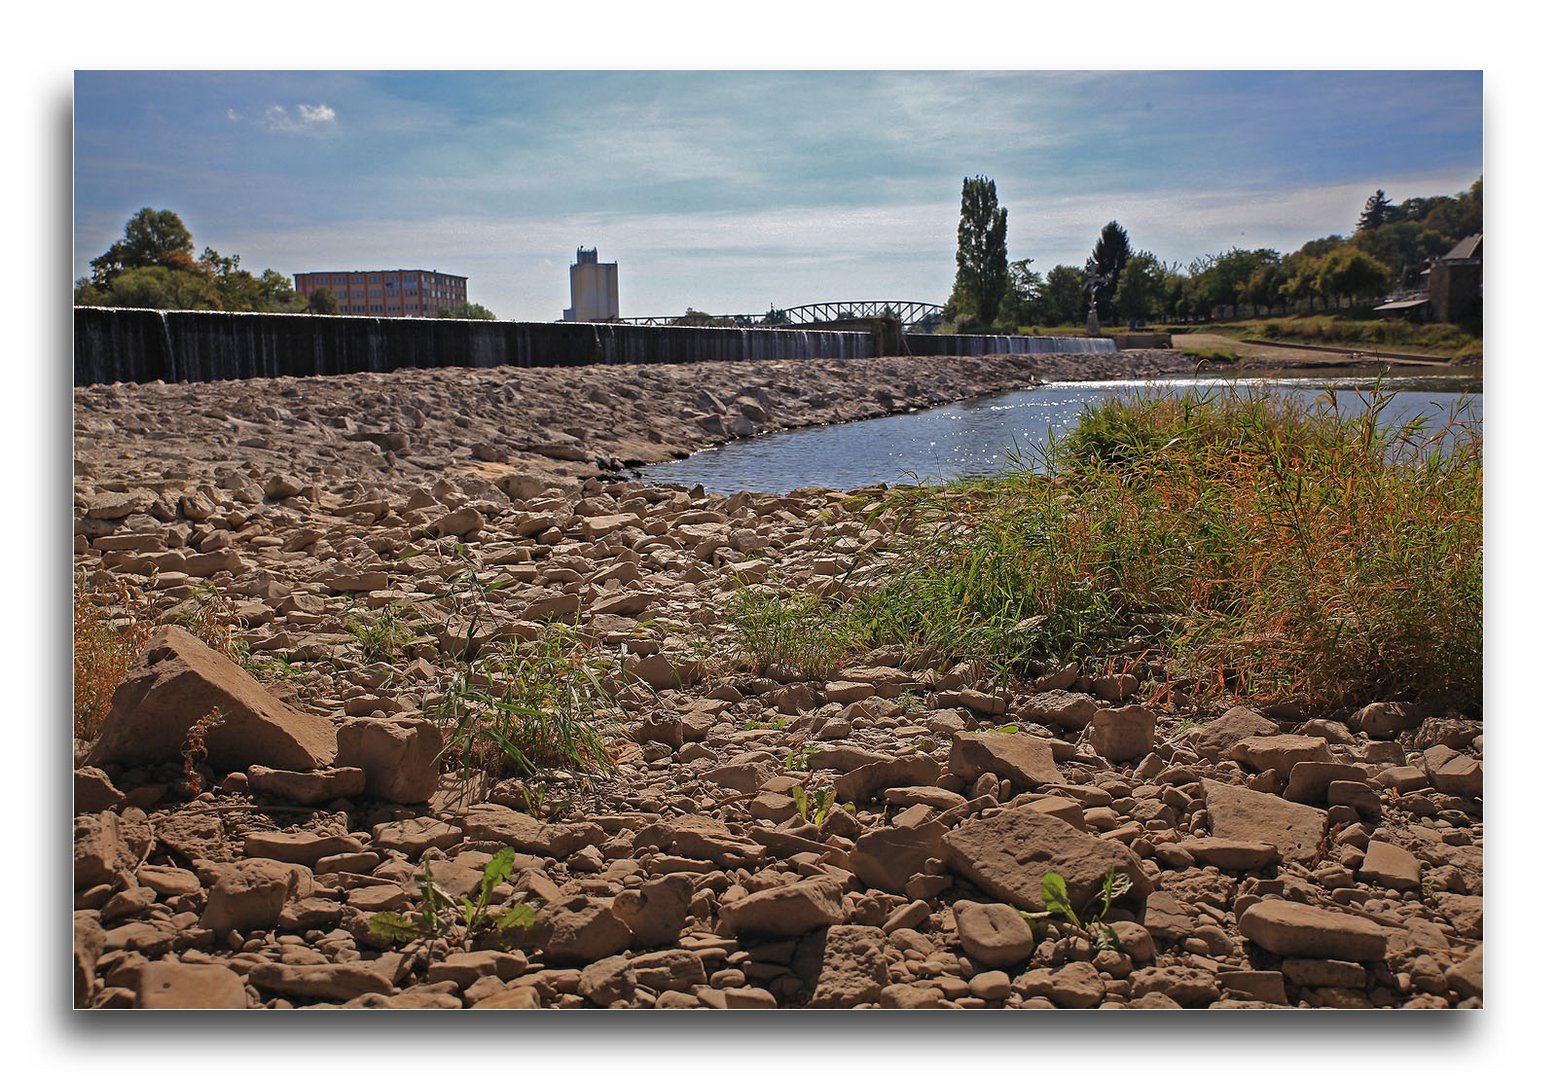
[73,71,1483,321]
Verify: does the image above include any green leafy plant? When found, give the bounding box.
[369,847,540,946]
[791,784,850,826]
[1016,868,1132,952]
[784,745,818,771]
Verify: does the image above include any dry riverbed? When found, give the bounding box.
[72,350,1482,1010]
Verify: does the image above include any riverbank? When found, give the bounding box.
[72,352,1482,1010]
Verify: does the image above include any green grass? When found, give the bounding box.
[346,600,418,662]
[727,386,1482,715]
[431,623,623,786]
[1215,315,1481,358]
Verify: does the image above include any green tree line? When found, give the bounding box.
[75,208,495,319]
[945,177,1482,331]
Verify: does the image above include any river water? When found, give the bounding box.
[631,374,1483,494]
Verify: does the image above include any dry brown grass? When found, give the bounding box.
[72,574,157,740]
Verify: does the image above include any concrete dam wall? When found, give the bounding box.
[73,308,1117,385]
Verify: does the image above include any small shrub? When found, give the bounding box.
[73,574,157,740]
[724,587,860,679]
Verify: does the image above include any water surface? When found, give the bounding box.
[632,374,1482,494]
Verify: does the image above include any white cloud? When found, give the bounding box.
[260,103,337,134]
[225,108,241,122]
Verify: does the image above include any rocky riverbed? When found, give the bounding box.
[72,350,1482,1010]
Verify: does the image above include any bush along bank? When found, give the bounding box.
[73,374,1482,1009]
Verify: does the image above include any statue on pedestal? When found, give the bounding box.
[1083,257,1113,337]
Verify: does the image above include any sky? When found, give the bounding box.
[72,70,1482,321]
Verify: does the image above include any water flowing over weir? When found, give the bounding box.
[73,308,1116,385]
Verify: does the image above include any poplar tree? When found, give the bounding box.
[952,176,1009,329]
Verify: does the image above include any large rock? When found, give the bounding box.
[1087,705,1157,762]
[74,810,152,890]
[942,805,1153,911]
[949,732,1063,789]
[1201,780,1327,866]
[1193,706,1278,763]
[246,765,365,805]
[335,716,444,803]
[1238,899,1391,961]
[718,876,845,938]
[86,627,336,772]
[1358,840,1422,891]
[1421,745,1483,798]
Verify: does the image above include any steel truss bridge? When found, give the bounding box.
[619,300,944,332]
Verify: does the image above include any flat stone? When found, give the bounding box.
[1238,899,1392,961]
[850,821,948,893]
[804,925,890,1008]
[248,961,394,1002]
[1014,961,1106,1008]
[1348,701,1423,739]
[1178,837,1280,872]
[718,876,845,938]
[462,805,607,859]
[948,731,1063,789]
[1359,840,1422,891]
[1202,779,1327,866]
[1230,735,1334,780]
[1019,690,1097,731]
[243,830,362,866]
[952,900,1035,968]
[246,766,365,805]
[1284,760,1367,804]
[942,805,1153,912]
[635,814,765,868]
[137,960,248,1009]
[371,817,462,859]
[833,753,940,806]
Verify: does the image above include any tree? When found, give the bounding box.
[101,266,220,311]
[1356,189,1396,232]
[996,259,1044,329]
[1317,246,1392,307]
[1114,252,1167,323]
[433,301,497,320]
[307,287,341,314]
[1190,248,1279,319]
[951,176,1009,330]
[1088,221,1132,322]
[1042,265,1087,326]
[89,208,197,286]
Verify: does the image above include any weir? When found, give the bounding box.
[73,308,1116,386]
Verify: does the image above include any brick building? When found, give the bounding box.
[1427,234,1482,325]
[292,269,468,317]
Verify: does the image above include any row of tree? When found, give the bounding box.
[74,208,495,319]
[945,177,1483,331]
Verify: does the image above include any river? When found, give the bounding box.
[631,373,1482,494]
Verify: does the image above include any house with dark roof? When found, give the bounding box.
[1428,234,1482,324]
